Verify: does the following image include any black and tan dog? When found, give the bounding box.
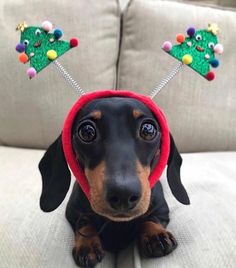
[39,96,190,267]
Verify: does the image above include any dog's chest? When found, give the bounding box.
[94,218,140,252]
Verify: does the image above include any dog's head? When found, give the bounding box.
[71,97,160,221]
[39,91,189,221]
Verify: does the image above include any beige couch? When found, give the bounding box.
[1,0,236,267]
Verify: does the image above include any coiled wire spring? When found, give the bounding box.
[149,62,183,99]
[53,60,85,96]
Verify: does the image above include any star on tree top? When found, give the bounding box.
[207,23,219,36]
[16,21,28,32]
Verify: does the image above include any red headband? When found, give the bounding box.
[62,90,170,200]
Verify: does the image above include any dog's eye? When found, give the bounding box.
[140,122,157,141]
[78,123,96,142]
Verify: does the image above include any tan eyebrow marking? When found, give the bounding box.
[90,110,102,120]
[133,109,143,119]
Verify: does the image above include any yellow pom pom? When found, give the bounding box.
[47,50,57,60]
[182,54,192,65]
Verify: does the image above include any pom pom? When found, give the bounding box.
[70,38,79,48]
[182,54,192,65]
[47,50,57,60]
[18,53,28,64]
[214,44,224,54]
[15,43,25,53]
[176,34,185,43]
[27,67,37,79]
[162,41,172,52]
[187,41,192,47]
[42,21,53,32]
[206,71,215,81]
[209,59,219,68]
[187,27,196,37]
[54,28,63,39]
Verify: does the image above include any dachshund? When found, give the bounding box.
[39,96,190,267]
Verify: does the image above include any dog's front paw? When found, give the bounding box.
[72,226,105,267]
[138,221,177,258]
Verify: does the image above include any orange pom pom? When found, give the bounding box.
[18,53,28,64]
[176,34,185,43]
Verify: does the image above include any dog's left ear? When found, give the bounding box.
[38,135,71,212]
[167,134,190,205]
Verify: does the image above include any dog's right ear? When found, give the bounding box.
[38,135,71,212]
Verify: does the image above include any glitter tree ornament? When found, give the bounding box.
[15,21,223,100]
[15,21,80,79]
[149,23,223,99]
[163,23,223,81]
[15,21,84,95]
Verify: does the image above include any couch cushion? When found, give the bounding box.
[117,151,236,268]
[0,146,115,268]
[117,0,236,152]
[120,0,236,10]
[1,147,236,267]
[184,0,236,9]
[0,0,120,149]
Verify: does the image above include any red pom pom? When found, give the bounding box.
[176,34,185,43]
[70,38,79,48]
[206,71,215,81]
[18,53,28,64]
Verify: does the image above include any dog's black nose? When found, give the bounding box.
[106,181,141,211]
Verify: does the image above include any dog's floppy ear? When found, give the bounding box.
[167,134,190,205]
[39,135,71,212]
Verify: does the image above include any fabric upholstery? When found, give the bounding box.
[119,0,131,10]
[0,0,120,149]
[117,151,236,268]
[117,0,236,152]
[119,0,236,10]
[184,0,236,9]
[1,147,236,267]
[0,146,115,268]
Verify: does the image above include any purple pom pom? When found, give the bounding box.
[15,43,25,53]
[27,67,37,79]
[187,27,196,37]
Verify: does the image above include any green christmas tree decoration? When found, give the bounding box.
[16,21,79,78]
[162,23,223,81]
